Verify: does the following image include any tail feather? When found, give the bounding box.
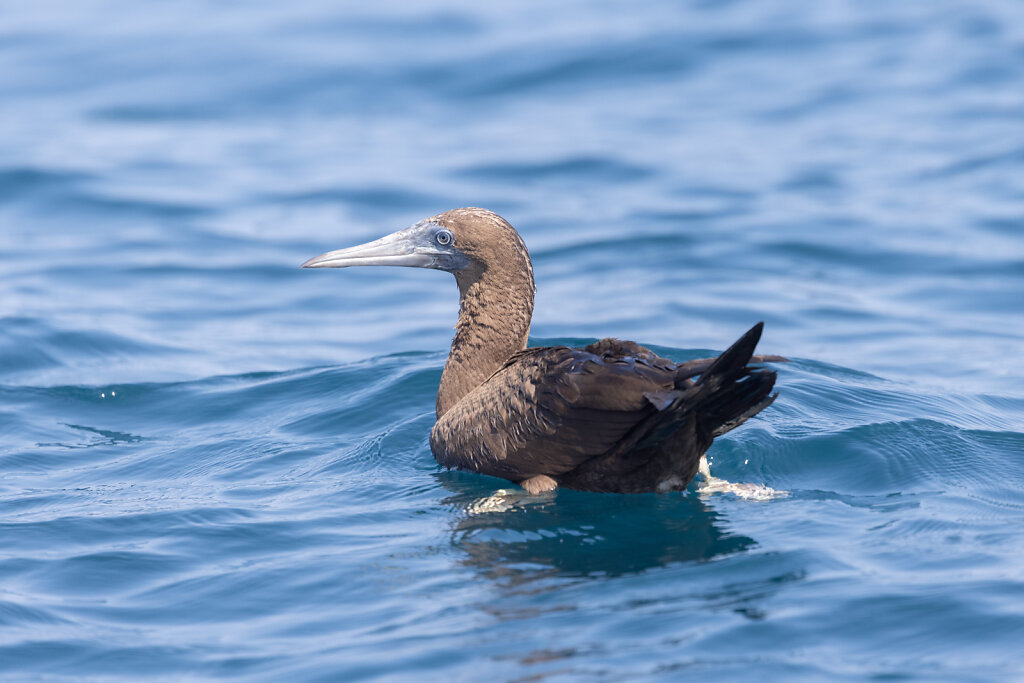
[691,322,777,438]
[707,379,777,437]
[639,322,777,448]
[563,322,780,491]
[699,321,764,381]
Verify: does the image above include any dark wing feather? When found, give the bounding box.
[676,353,789,381]
[430,324,780,492]
[429,342,677,482]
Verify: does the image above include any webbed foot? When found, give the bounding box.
[520,475,558,495]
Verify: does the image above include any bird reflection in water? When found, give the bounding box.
[436,471,756,581]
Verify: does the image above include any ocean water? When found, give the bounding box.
[2,0,1024,679]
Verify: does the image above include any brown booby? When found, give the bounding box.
[302,208,783,494]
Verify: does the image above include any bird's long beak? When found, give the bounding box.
[301,227,435,269]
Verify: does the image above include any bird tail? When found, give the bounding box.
[691,322,777,438]
[563,322,779,492]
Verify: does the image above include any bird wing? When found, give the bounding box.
[675,353,789,381]
[429,341,679,482]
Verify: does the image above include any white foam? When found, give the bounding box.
[697,456,788,501]
[465,488,556,515]
[466,489,519,514]
[464,458,785,512]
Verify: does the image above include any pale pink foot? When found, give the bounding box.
[520,475,558,495]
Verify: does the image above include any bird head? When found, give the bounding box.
[301,207,532,284]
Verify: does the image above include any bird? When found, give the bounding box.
[302,207,784,494]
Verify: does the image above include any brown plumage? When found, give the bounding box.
[302,207,784,494]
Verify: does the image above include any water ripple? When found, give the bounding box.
[3,0,1024,679]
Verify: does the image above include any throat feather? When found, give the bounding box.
[436,273,532,417]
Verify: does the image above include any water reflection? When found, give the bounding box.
[437,472,755,582]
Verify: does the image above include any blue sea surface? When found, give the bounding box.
[2,0,1024,680]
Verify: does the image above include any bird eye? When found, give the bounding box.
[435,230,453,246]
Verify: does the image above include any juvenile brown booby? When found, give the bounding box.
[302,208,783,494]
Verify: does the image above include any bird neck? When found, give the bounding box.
[436,264,534,417]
